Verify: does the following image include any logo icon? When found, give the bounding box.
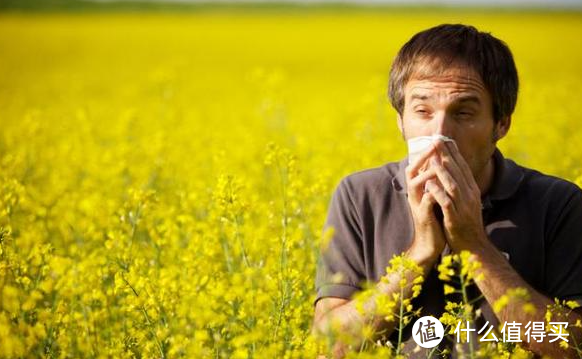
[412,316,445,348]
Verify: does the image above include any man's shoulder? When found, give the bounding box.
[516,161,582,203]
[337,159,404,198]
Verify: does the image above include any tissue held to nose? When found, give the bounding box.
[407,135,455,194]
[407,134,455,165]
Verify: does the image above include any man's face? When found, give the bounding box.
[397,64,510,183]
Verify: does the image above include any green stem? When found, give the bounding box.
[273,156,290,345]
[396,265,405,356]
[122,274,165,359]
[461,276,475,359]
[234,213,250,267]
[141,306,166,359]
[569,328,581,358]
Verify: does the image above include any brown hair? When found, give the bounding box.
[388,24,518,123]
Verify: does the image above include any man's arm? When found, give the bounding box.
[428,140,582,358]
[312,144,447,358]
[312,247,439,359]
[469,234,582,358]
[473,239,582,357]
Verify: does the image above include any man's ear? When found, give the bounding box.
[494,116,511,142]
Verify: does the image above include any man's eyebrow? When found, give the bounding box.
[455,95,481,105]
[410,93,432,101]
[408,93,482,104]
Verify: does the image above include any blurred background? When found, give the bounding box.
[1,0,581,358]
[2,0,582,10]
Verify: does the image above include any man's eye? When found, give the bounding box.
[456,111,474,118]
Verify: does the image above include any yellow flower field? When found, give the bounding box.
[0,8,582,358]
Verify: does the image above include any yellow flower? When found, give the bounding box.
[522,303,537,315]
[493,294,509,314]
[560,340,569,350]
[0,12,580,359]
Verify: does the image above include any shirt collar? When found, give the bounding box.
[391,147,524,206]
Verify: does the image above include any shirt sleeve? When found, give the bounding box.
[314,177,366,307]
[544,184,582,304]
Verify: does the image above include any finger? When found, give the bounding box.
[419,189,438,213]
[433,140,469,191]
[419,189,443,225]
[445,140,480,193]
[405,143,437,180]
[429,156,463,201]
[407,166,438,204]
[426,179,457,217]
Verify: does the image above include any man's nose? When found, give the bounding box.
[432,111,454,137]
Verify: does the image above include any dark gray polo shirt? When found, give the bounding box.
[314,148,582,357]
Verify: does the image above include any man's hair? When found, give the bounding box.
[388,23,519,123]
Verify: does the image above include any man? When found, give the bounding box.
[312,24,582,358]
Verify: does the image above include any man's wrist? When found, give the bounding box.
[457,232,498,262]
[404,244,440,274]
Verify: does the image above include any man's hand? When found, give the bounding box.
[405,143,447,268]
[424,139,488,252]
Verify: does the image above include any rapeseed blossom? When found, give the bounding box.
[1,9,581,359]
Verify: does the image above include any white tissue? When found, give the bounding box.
[407,135,454,165]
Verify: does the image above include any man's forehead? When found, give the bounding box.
[407,81,485,94]
[407,60,487,92]
[410,57,483,80]
[405,73,488,99]
[408,92,482,105]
